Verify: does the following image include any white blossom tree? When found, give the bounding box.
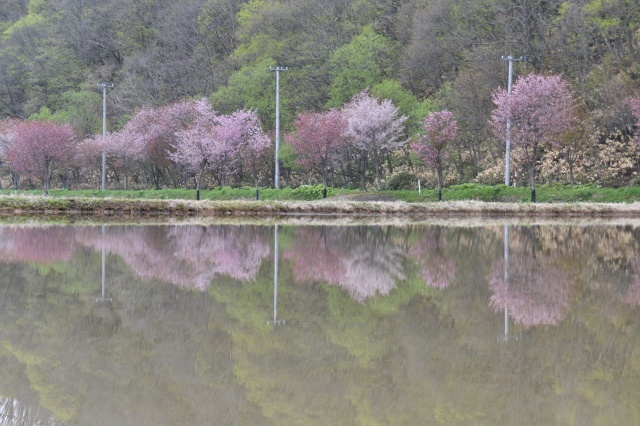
[342,90,407,190]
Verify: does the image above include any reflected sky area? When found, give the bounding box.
[0,223,639,425]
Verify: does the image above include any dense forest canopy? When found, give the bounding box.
[0,0,639,190]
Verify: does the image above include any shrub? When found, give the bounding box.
[384,171,419,190]
[291,184,324,200]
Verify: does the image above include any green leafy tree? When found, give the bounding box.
[210,58,294,132]
[371,79,435,135]
[326,26,395,108]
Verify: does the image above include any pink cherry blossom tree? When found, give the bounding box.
[75,135,104,188]
[491,74,577,202]
[234,110,271,195]
[285,110,348,196]
[411,111,458,201]
[210,109,269,189]
[169,101,219,199]
[126,99,206,190]
[342,90,407,191]
[7,120,76,194]
[103,126,145,190]
[170,106,269,199]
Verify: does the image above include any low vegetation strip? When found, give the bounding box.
[1,194,640,218]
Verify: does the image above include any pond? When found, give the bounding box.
[0,220,639,425]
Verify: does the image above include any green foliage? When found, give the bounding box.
[383,171,419,190]
[209,57,295,131]
[28,106,55,121]
[278,142,299,171]
[326,26,396,108]
[210,57,276,114]
[371,79,436,135]
[290,184,324,200]
[52,90,102,137]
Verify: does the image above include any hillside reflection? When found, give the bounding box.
[0,223,638,424]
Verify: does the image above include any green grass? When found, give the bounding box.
[385,184,640,204]
[2,183,640,203]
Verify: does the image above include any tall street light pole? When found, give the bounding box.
[501,56,522,187]
[270,67,287,189]
[98,82,114,191]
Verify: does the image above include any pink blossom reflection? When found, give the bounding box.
[488,256,571,327]
[408,229,455,289]
[0,227,75,264]
[75,226,270,291]
[284,227,405,302]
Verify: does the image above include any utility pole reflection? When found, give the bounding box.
[499,224,518,342]
[96,224,112,304]
[267,224,285,325]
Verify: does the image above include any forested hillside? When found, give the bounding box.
[0,0,639,190]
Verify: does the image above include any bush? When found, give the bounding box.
[384,172,419,190]
[291,184,324,200]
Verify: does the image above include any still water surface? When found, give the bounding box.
[0,222,639,425]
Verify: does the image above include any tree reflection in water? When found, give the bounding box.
[487,227,572,327]
[0,224,638,424]
[75,225,272,290]
[408,227,455,289]
[283,226,406,302]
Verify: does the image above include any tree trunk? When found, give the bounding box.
[322,172,328,198]
[373,152,382,191]
[360,153,367,190]
[437,164,443,202]
[123,156,129,190]
[44,161,51,195]
[529,157,536,203]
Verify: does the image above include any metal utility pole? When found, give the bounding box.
[98,82,114,191]
[501,56,522,187]
[269,67,287,189]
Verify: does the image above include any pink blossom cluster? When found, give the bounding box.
[74,99,270,190]
[410,110,458,177]
[491,74,577,149]
[285,110,348,186]
[3,120,76,193]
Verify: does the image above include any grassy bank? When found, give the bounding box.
[1,186,640,218]
[3,183,640,203]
